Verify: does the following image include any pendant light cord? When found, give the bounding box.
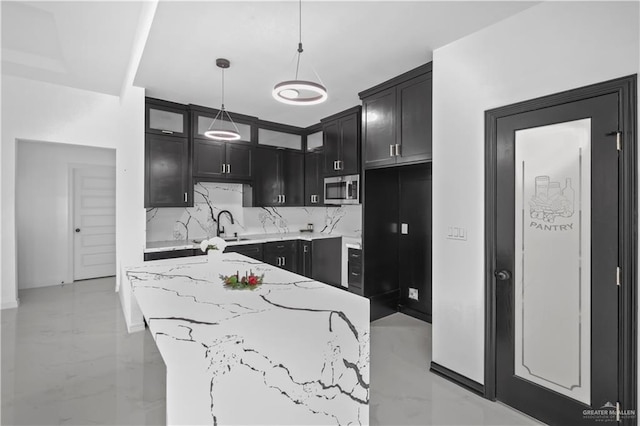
[295,0,302,80]
[221,67,225,110]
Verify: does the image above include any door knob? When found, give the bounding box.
[75,228,81,233]
[495,270,511,281]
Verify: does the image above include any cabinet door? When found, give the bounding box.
[339,113,360,175]
[193,139,225,179]
[304,151,324,206]
[282,150,304,206]
[363,88,397,169]
[264,241,298,273]
[322,121,341,176]
[396,73,432,164]
[146,103,188,137]
[298,241,312,278]
[226,143,252,181]
[145,134,191,207]
[253,147,281,206]
[311,237,342,287]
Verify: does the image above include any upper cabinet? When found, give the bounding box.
[146,98,189,138]
[191,107,257,182]
[321,106,361,176]
[145,134,192,208]
[145,98,192,208]
[252,147,304,207]
[360,63,432,169]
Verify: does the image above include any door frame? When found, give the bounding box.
[484,75,637,422]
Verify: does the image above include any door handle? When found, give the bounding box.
[495,270,512,281]
[75,228,81,233]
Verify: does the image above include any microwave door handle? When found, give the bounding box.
[345,181,352,199]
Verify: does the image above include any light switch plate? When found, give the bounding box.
[401,223,408,234]
[446,226,467,241]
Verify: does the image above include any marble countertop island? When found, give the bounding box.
[123,253,370,425]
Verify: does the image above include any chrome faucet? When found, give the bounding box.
[216,210,234,237]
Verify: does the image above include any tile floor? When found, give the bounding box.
[1,278,540,425]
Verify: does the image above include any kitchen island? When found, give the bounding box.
[122,253,369,425]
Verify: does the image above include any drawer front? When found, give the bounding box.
[264,240,297,255]
[225,244,263,261]
[144,249,196,261]
[348,263,362,287]
[348,248,362,265]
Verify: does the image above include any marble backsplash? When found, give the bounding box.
[146,182,362,243]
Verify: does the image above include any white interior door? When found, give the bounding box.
[73,167,116,281]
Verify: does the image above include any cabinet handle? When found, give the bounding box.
[282,257,286,266]
[395,144,401,157]
[226,164,231,174]
[351,272,360,276]
[303,246,309,253]
[184,192,187,202]
[221,163,226,173]
[161,130,174,134]
[282,194,286,204]
[390,145,394,157]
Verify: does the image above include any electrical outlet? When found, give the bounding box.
[409,288,419,300]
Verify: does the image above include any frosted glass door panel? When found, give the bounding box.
[197,116,251,141]
[514,118,591,405]
[259,128,302,150]
[149,108,184,134]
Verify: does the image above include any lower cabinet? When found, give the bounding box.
[224,243,263,261]
[347,248,363,296]
[298,240,312,278]
[311,237,342,287]
[144,248,202,261]
[263,240,298,273]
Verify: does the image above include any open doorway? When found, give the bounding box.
[16,141,116,289]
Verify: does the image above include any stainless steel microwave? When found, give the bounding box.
[324,175,360,205]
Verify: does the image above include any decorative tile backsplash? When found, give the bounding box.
[146,182,362,243]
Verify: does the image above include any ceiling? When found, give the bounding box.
[135,1,538,127]
[1,1,143,96]
[2,1,538,127]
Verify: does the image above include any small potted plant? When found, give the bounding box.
[200,236,228,262]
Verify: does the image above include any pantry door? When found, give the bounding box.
[485,76,637,425]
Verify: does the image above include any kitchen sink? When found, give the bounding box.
[192,237,251,244]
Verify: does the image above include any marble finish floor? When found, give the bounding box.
[1,278,540,425]
[1,278,166,425]
[370,313,541,425]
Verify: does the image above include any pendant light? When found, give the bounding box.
[273,0,327,106]
[204,58,241,141]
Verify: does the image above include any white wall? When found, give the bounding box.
[1,76,145,312]
[432,1,639,385]
[16,141,116,289]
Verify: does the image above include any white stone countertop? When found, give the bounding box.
[123,253,370,425]
[144,232,355,253]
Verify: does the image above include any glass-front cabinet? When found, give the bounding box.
[145,99,189,137]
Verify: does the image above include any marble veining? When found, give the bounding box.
[146,182,361,244]
[124,254,370,425]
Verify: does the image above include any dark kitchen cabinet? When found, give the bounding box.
[144,248,201,261]
[264,240,298,273]
[224,243,263,262]
[363,163,432,322]
[193,139,252,182]
[360,63,432,169]
[253,147,303,207]
[298,240,312,278]
[146,98,189,138]
[145,134,192,208]
[348,248,363,296]
[322,106,361,176]
[304,151,324,206]
[311,237,342,287]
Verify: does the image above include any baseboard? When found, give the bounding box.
[1,299,19,309]
[430,362,485,396]
[398,305,431,323]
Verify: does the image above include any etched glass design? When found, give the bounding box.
[149,108,184,133]
[258,128,302,150]
[514,118,591,405]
